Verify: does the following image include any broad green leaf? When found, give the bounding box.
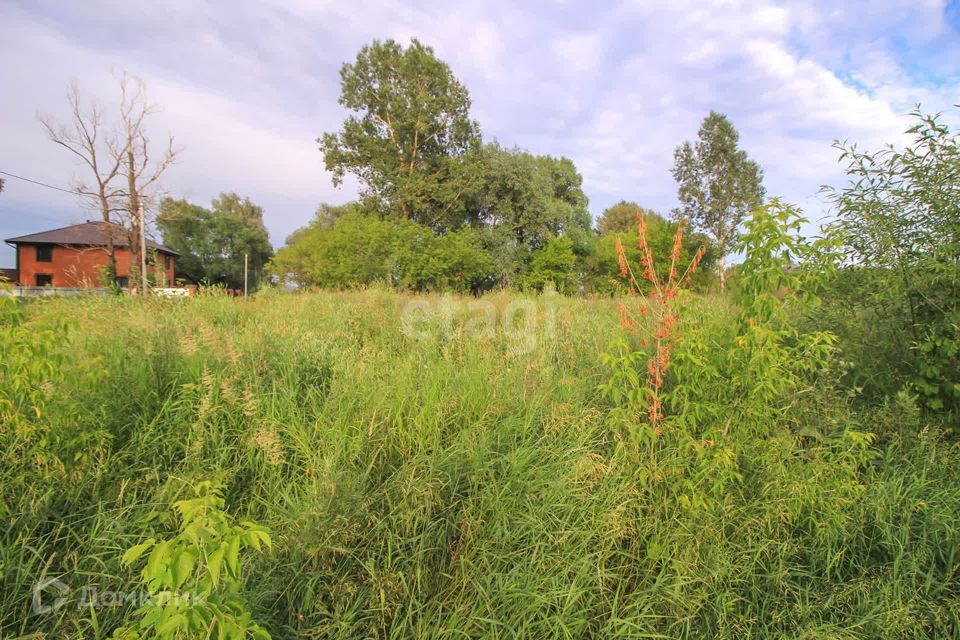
[122,539,156,567]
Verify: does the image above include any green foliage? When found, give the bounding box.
[113,481,271,639]
[399,226,495,292]
[824,108,960,418]
[2,291,960,638]
[468,143,591,285]
[288,202,363,239]
[0,291,71,516]
[672,110,765,288]
[585,212,716,294]
[522,235,577,293]
[158,194,274,290]
[318,39,481,227]
[472,143,590,248]
[313,40,593,287]
[733,200,838,423]
[595,200,657,235]
[277,141,593,291]
[270,213,492,292]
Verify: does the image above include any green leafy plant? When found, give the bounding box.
[824,108,960,419]
[114,481,272,639]
[732,199,838,424]
[0,289,70,515]
[600,211,706,461]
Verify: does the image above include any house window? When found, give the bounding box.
[36,245,53,262]
[115,276,129,289]
[36,274,53,287]
[164,255,172,269]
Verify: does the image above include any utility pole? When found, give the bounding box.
[139,201,148,295]
[244,253,248,298]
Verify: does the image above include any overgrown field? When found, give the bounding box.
[2,288,959,638]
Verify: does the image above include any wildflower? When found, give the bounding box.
[615,237,628,278]
[636,212,649,247]
[611,208,703,450]
[618,301,634,333]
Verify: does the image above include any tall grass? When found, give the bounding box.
[1,288,958,638]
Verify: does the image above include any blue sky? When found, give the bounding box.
[2,0,959,266]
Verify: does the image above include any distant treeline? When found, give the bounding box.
[270,199,716,293]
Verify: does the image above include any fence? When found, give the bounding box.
[4,287,112,298]
[2,287,195,298]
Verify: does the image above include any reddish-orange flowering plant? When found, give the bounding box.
[605,211,705,457]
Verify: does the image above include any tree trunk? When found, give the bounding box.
[718,253,727,292]
[127,146,143,293]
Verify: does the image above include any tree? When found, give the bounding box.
[671,111,764,290]
[157,194,273,290]
[269,213,492,292]
[40,73,177,290]
[40,82,125,281]
[596,201,658,235]
[319,39,481,229]
[310,202,363,232]
[470,143,590,285]
[824,109,960,417]
[584,211,716,294]
[523,236,578,293]
[115,73,177,291]
[157,198,207,278]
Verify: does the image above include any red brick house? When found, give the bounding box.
[4,222,177,288]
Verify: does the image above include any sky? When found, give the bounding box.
[2,0,959,266]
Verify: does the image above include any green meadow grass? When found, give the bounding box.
[1,289,958,638]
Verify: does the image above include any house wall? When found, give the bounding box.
[16,244,175,288]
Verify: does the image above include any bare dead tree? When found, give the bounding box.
[39,83,125,279]
[112,72,178,292]
[40,73,178,292]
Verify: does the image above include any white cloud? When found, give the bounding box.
[2,0,959,266]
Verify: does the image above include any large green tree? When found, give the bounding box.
[672,111,765,290]
[319,39,481,229]
[596,201,659,235]
[157,193,273,290]
[470,143,591,285]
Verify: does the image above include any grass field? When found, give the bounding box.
[2,289,959,638]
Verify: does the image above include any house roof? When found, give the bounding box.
[5,221,179,256]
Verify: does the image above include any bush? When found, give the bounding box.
[824,109,960,420]
[269,213,493,292]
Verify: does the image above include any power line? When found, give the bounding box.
[0,170,77,195]
[0,170,93,227]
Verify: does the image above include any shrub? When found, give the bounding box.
[824,109,960,419]
[114,482,271,639]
